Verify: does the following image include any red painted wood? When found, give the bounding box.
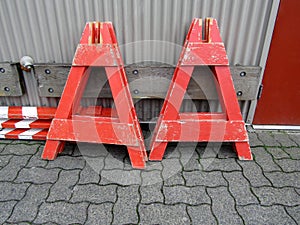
[0,107,56,119]
[0,128,48,140]
[42,21,147,168]
[253,0,300,125]
[149,18,252,161]
[0,119,51,129]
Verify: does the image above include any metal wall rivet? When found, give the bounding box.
[48,88,54,93]
[0,68,5,73]
[45,69,51,74]
[133,70,139,75]
[4,87,10,92]
[237,91,243,96]
[133,89,139,94]
[240,71,246,77]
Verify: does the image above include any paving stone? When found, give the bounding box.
[143,161,163,171]
[238,161,271,187]
[59,142,76,156]
[48,170,80,202]
[217,145,238,159]
[34,202,88,225]
[264,172,300,188]
[8,184,51,223]
[288,133,300,146]
[252,187,300,206]
[0,154,11,168]
[237,205,296,225]
[283,147,300,160]
[15,167,60,184]
[0,201,16,224]
[187,205,217,225]
[183,170,227,187]
[78,163,101,184]
[0,155,31,181]
[162,158,184,183]
[101,169,141,185]
[207,186,243,224]
[274,159,300,172]
[248,132,264,146]
[140,183,164,204]
[112,185,140,225]
[257,132,280,146]
[199,158,241,172]
[223,171,259,206]
[73,143,109,157]
[295,188,300,196]
[164,171,185,186]
[164,186,210,205]
[0,143,40,155]
[46,155,85,170]
[104,154,124,170]
[196,145,219,159]
[164,145,181,159]
[273,132,298,147]
[252,147,282,172]
[139,203,190,225]
[71,184,117,203]
[0,140,13,144]
[86,203,113,225]
[182,157,202,171]
[141,170,162,186]
[266,147,290,159]
[285,205,300,223]
[26,146,48,168]
[0,182,30,201]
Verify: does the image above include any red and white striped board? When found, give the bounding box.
[0,128,48,140]
[0,119,51,129]
[0,107,56,119]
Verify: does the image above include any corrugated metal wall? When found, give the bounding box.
[0,0,276,66]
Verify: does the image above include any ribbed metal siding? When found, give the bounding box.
[0,0,275,66]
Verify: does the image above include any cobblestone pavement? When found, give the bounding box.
[0,130,299,224]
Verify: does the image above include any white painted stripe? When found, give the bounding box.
[22,107,38,119]
[15,119,36,128]
[0,107,9,119]
[0,119,9,128]
[252,125,300,130]
[18,128,43,140]
[0,128,15,138]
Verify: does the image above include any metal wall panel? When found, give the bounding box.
[0,0,276,66]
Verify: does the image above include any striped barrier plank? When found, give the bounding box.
[0,119,51,129]
[0,107,56,119]
[0,128,48,140]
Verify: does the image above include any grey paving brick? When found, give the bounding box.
[59,143,76,156]
[34,202,88,225]
[238,161,272,187]
[237,205,296,225]
[199,158,241,172]
[257,132,280,146]
[74,143,109,157]
[139,203,190,225]
[164,186,210,205]
[273,132,298,147]
[164,145,181,159]
[141,170,162,186]
[26,146,48,168]
[143,161,163,171]
[248,132,264,146]
[223,171,259,206]
[71,184,117,203]
[288,133,300,146]
[0,140,13,144]
[0,182,30,201]
[0,143,40,155]
[252,147,282,172]
[101,169,141,185]
[182,157,202,171]
[8,184,51,223]
[0,155,31,181]
[252,187,300,206]
[264,172,300,188]
[0,154,12,168]
[275,158,300,172]
[164,171,185,186]
[187,205,217,225]
[217,145,238,159]
[207,186,243,224]
[196,145,219,159]
[46,155,85,170]
[140,183,164,204]
[15,167,60,184]
[112,185,140,225]
[48,170,80,202]
[162,158,183,182]
[86,203,113,225]
[283,147,300,160]
[183,171,227,187]
[266,147,290,159]
[0,201,16,224]
[285,206,300,223]
[104,154,124,170]
[78,163,101,185]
